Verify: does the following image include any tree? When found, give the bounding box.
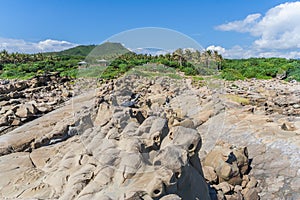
[173,48,184,66]
[213,50,223,70]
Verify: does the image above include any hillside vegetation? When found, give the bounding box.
[45,45,96,57]
[86,42,130,61]
[221,58,300,81]
[1,43,300,82]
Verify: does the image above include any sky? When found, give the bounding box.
[0,0,300,58]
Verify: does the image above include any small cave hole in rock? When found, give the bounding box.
[153,189,160,195]
[175,172,181,179]
[169,132,173,140]
[154,160,161,166]
[188,144,194,151]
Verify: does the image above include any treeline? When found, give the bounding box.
[0,50,80,79]
[221,58,300,81]
[101,51,205,79]
[1,48,300,82]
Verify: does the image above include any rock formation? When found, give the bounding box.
[0,73,73,135]
[0,74,299,199]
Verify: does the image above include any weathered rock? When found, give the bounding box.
[243,188,259,200]
[203,165,218,183]
[2,75,300,199]
[246,177,258,189]
[281,122,296,131]
[203,143,246,186]
[214,182,233,194]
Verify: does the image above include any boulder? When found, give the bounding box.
[203,144,249,186]
[203,165,218,183]
[281,122,296,131]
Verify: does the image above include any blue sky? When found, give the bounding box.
[1,0,299,58]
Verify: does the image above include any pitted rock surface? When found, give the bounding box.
[0,75,299,200]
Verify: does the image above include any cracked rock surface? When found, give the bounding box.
[0,75,299,199]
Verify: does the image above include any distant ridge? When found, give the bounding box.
[46,42,130,59]
[87,42,130,59]
[46,45,96,57]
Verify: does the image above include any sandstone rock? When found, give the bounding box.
[225,193,243,200]
[160,194,181,200]
[0,116,8,126]
[243,188,259,200]
[173,118,195,129]
[203,165,218,183]
[11,118,22,126]
[203,143,246,186]
[246,177,258,189]
[94,102,112,127]
[214,182,233,194]
[15,104,40,118]
[5,76,300,199]
[193,109,214,127]
[281,122,296,131]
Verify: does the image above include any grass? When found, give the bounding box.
[77,65,107,78]
[126,65,182,79]
[224,94,250,105]
[191,76,204,81]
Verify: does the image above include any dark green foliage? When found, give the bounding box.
[100,52,198,79]
[0,52,80,79]
[88,42,130,58]
[44,42,130,62]
[220,58,300,81]
[45,45,96,57]
[286,61,300,81]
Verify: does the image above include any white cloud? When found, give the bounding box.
[253,1,300,49]
[208,45,300,59]
[216,1,300,58]
[0,38,77,53]
[206,45,226,54]
[216,13,261,32]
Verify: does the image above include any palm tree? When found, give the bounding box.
[173,48,184,66]
[212,50,223,70]
[184,49,192,62]
[201,50,212,68]
[192,50,201,64]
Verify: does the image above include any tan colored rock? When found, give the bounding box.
[94,102,112,127]
[193,109,214,127]
[173,118,195,129]
[0,115,8,126]
[203,143,246,186]
[246,177,258,189]
[203,165,218,183]
[281,122,296,131]
[214,182,233,194]
[243,188,259,200]
[11,118,22,126]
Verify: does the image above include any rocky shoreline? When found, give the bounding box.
[0,75,299,199]
[0,74,73,135]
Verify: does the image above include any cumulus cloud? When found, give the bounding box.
[206,45,226,54]
[207,45,300,59]
[0,38,77,53]
[216,1,300,57]
[253,2,300,49]
[216,13,261,33]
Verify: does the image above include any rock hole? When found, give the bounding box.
[188,144,194,151]
[175,172,181,179]
[153,189,160,195]
[154,160,161,166]
[169,132,173,140]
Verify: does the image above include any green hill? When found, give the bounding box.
[46,42,130,60]
[45,45,96,57]
[86,42,130,60]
